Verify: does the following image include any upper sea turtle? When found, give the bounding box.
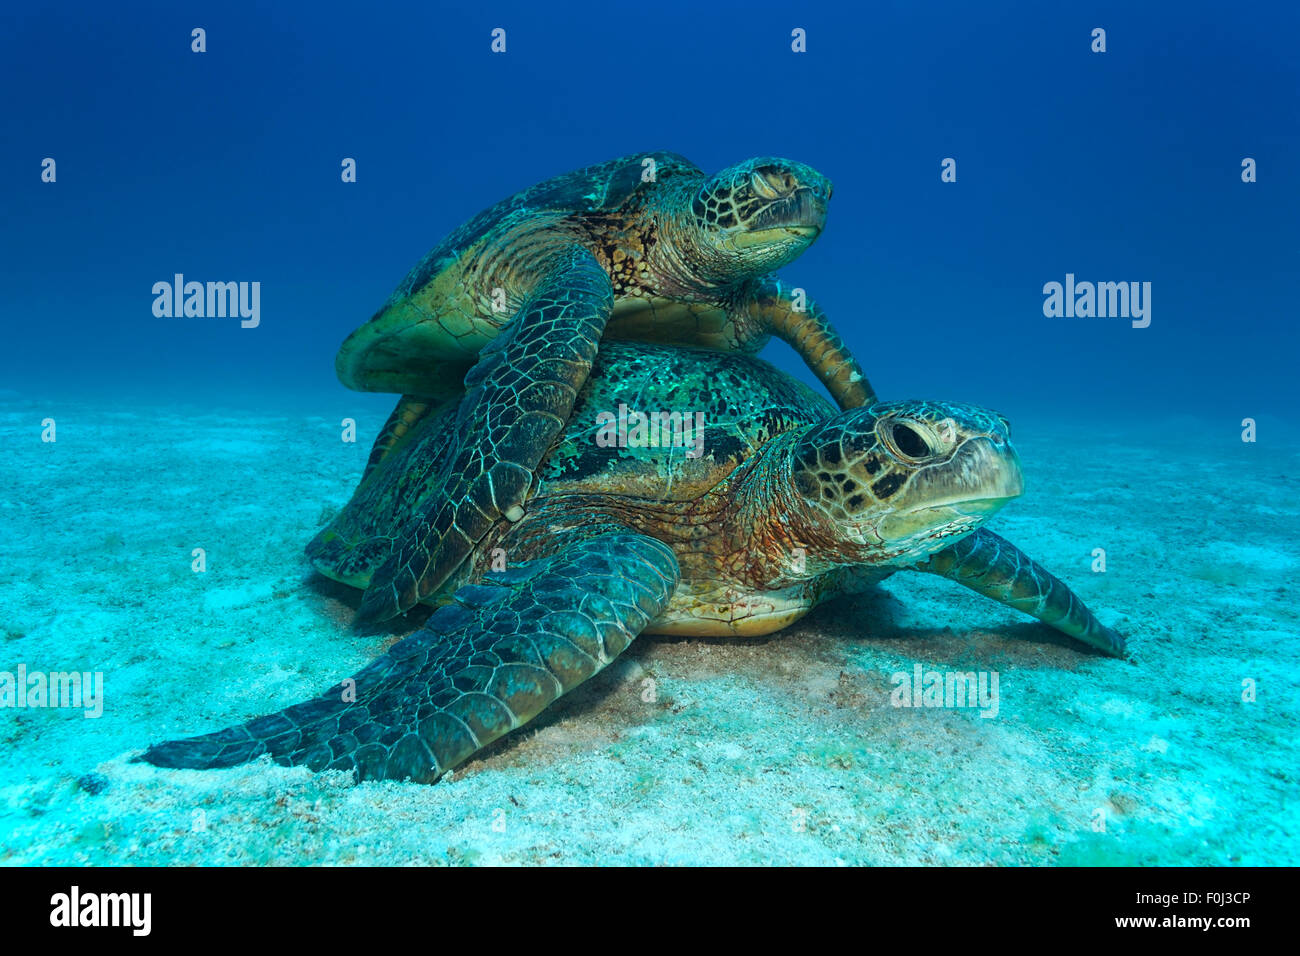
[141,343,1125,784]
[334,151,874,628]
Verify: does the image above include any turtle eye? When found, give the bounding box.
[750,169,782,200]
[883,419,934,462]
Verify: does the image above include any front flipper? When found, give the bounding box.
[140,532,680,783]
[913,529,1126,657]
[357,246,615,627]
[358,395,434,488]
[751,276,877,409]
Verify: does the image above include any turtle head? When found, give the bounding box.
[686,158,832,279]
[788,400,1023,566]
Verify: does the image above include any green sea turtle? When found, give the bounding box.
[335,151,874,628]
[141,343,1124,784]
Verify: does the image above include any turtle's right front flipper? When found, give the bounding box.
[750,277,878,409]
[356,246,614,627]
[140,531,680,783]
[913,529,1126,657]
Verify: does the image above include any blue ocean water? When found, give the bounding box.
[1,1,1297,866]
[4,0,1298,418]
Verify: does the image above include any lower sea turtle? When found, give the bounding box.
[141,343,1124,784]
[334,151,874,627]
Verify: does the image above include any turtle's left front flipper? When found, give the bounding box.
[913,529,1126,658]
[356,246,614,627]
[139,531,680,783]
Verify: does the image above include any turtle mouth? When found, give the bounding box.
[894,497,1015,537]
[745,188,827,236]
[732,224,821,249]
[899,439,1025,515]
[952,494,1019,512]
[905,486,1023,516]
[877,491,1018,556]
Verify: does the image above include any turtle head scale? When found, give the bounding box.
[786,400,1024,567]
[685,157,832,278]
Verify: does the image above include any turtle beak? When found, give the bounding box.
[732,189,827,251]
[876,438,1023,549]
[907,437,1024,517]
[754,187,827,233]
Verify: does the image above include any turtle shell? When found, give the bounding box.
[535,343,831,502]
[395,151,699,302]
[309,342,831,588]
[336,152,702,394]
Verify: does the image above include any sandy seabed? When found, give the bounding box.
[1,395,1296,866]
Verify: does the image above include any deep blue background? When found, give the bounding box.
[3,0,1297,421]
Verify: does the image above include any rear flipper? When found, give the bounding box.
[139,532,680,783]
[913,529,1126,657]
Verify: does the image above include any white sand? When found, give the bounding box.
[1,398,1295,865]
